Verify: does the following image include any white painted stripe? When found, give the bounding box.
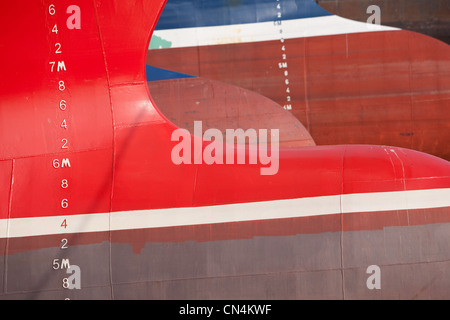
[0,188,449,239]
[4,213,110,239]
[151,15,399,49]
[342,188,450,213]
[0,219,7,239]
[110,194,341,232]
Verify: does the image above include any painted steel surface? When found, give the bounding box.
[154,0,449,44]
[0,0,450,299]
[316,0,450,44]
[148,0,450,160]
[148,77,316,147]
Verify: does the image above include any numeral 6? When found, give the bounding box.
[49,4,56,15]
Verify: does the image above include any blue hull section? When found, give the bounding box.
[155,0,331,30]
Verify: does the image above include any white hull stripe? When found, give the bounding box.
[0,188,449,239]
[151,15,399,49]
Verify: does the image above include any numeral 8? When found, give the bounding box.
[59,80,65,91]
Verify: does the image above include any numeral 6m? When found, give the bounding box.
[52,158,71,169]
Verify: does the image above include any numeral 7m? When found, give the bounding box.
[49,61,67,72]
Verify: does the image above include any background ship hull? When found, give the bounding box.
[148,28,450,159]
[316,0,450,44]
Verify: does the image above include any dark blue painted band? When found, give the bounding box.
[155,0,331,30]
